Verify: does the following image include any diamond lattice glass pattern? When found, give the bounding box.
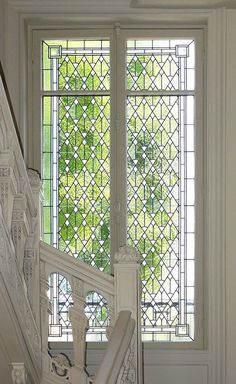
[42,39,111,343]
[85,292,109,342]
[48,274,110,342]
[42,40,110,91]
[127,39,194,91]
[127,39,195,342]
[43,95,110,272]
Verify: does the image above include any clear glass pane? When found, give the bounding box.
[85,291,109,342]
[127,39,195,91]
[42,39,110,91]
[48,273,73,342]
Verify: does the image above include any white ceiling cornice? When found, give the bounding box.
[6,0,236,10]
[131,0,236,7]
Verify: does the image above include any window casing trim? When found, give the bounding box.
[31,26,204,348]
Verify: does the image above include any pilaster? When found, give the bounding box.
[207,8,227,384]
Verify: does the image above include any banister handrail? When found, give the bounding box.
[93,310,135,384]
[40,241,114,295]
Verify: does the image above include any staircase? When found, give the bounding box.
[0,67,143,383]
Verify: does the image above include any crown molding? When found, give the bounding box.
[131,0,236,8]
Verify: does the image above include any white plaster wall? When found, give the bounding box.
[0,0,5,66]
[226,10,236,384]
[3,1,20,127]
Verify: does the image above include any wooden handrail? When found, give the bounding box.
[93,310,135,384]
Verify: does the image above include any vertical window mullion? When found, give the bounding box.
[113,28,127,252]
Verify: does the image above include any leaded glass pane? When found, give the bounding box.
[85,292,109,342]
[126,38,195,342]
[42,95,110,271]
[48,273,73,342]
[48,276,110,342]
[127,39,194,91]
[42,39,110,91]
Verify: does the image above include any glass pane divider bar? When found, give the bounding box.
[41,90,110,96]
[126,90,195,96]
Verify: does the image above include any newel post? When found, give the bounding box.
[70,277,89,384]
[114,245,142,384]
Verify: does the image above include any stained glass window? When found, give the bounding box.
[41,34,199,344]
[42,40,110,272]
[85,291,109,341]
[48,273,109,342]
[42,39,111,341]
[48,273,73,341]
[126,39,195,341]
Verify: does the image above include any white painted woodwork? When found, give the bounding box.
[0,73,41,384]
[114,246,142,384]
[94,310,135,384]
[40,241,114,297]
[225,10,236,384]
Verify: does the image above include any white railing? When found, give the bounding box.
[0,69,42,382]
[94,310,135,384]
[0,67,142,384]
[40,243,142,384]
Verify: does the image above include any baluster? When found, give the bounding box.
[114,245,142,384]
[106,294,115,340]
[40,260,51,373]
[70,277,89,384]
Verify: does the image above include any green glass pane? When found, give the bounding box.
[127,95,180,336]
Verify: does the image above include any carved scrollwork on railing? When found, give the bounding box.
[50,353,72,380]
[117,333,136,384]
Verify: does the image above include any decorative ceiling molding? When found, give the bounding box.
[7,0,236,10]
[131,0,236,8]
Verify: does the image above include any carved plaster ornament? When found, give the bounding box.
[51,353,71,377]
[114,245,140,263]
[11,363,27,384]
[27,168,41,189]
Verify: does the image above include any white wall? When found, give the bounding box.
[0,0,5,66]
[226,10,236,384]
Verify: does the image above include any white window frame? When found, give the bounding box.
[30,26,204,349]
